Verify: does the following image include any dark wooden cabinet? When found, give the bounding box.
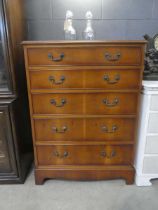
[0,0,32,183]
[23,41,146,185]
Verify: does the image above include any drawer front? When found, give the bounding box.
[32,93,138,115]
[36,145,133,166]
[148,114,158,133]
[145,136,158,154]
[150,95,158,111]
[27,46,142,66]
[30,69,141,90]
[34,117,135,142]
[143,157,158,174]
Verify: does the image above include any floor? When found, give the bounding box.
[0,169,158,210]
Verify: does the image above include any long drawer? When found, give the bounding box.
[148,113,158,133]
[34,117,135,142]
[32,92,138,115]
[27,46,142,66]
[145,136,158,154]
[143,157,158,174]
[30,69,141,90]
[36,145,133,166]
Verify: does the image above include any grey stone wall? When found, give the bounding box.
[24,0,158,40]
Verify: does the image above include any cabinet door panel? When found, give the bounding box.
[0,1,12,93]
[0,105,17,175]
[0,126,11,173]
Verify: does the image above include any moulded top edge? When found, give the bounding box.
[142,80,158,89]
[22,40,147,45]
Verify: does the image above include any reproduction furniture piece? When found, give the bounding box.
[0,0,32,183]
[135,81,158,186]
[23,40,146,185]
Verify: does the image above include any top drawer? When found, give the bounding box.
[26,46,142,67]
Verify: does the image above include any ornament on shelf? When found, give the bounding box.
[64,10,76,40]
[144,34,158,80]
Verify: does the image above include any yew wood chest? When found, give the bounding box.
[23,41,146,185]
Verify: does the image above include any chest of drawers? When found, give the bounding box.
[23,41,146,185]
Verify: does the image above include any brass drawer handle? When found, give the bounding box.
[48,53,64,62]
[53,151,68,159]
[49,75,65,85]
[105,53,121,62]
[50,99,66,107]
[103,98,119,107]
[100,150,116,159]
[104,74,120,84]
[52,126,67,133]
[101,125,118,133]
